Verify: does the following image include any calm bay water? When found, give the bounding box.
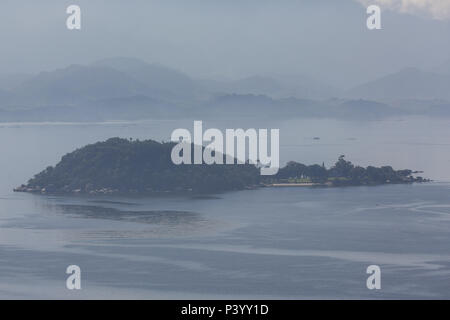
[0,117,449,299]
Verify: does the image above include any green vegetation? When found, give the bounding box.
[17,138,260,194]
[270,155,428,186]
[14,139,428,195]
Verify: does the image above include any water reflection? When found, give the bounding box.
[88,200,140,206]
[15,198,228,240]
[57,204,203,225]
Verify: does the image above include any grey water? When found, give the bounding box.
[0,116,450,299]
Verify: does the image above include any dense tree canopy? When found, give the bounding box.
[25,138,260,194]
[272,155,424,186]
[16,139,426,195]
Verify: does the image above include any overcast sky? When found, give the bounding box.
[0,0,449,88]
[357,0,450,20]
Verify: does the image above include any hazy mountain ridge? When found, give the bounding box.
[347,67,450,101]
[93,57,199,102]
[11,64,149,106]
[198,94,402,120]
[0,58,199,108]
[198,74,339,100]
[0,57,449,122]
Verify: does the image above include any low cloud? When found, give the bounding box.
[356,0,450,20]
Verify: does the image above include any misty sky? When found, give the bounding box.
[0,0,449,88]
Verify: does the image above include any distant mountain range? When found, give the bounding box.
[198,74,339,100]
[93,57,199,102]
[347,67,450,101]
[0,57,449,121]
[13,64,149,106]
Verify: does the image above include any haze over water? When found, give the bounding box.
[0,117,449,299]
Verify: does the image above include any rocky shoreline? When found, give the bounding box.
[14,177,430,196]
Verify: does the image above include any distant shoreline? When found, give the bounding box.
[266,182,324,187]
[15,180,431,196]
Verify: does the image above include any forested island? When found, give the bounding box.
[14,138,428,195]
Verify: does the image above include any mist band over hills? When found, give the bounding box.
[1,57,450,122]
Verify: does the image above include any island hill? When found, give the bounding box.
[14,138,428,195]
